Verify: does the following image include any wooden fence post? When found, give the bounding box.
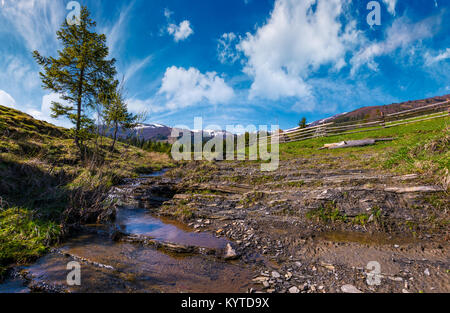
[381,111,386,128]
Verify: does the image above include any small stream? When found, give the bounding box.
[0,170,254,293]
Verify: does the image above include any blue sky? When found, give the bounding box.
[0,0,449,130]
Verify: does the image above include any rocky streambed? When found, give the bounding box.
[0,170,258,293]
[1,158,449,293]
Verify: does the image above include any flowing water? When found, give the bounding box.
[0,171,255,293]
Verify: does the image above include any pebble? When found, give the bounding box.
[424,268,430,276]
[288,286,300,294]
[341,284,363,294]
[272,271,281,279]
[224,243,239,260]
[389,277,403,282]
[252,276,269,283]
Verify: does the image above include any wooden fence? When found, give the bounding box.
[262,100,450,144]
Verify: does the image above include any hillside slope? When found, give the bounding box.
[0,105,174,277]
[312,94,450,125]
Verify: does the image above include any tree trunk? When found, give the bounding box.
[111,121,118,152]
[75,67,85,154]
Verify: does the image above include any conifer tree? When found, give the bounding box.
[33,6,116,155]
[102,82,138,152]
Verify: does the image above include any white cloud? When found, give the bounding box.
[126,98,165,114]
[382,0,397,16]
[26,93,71,128]
[0,90,16,109]
[0,0,65,54]
[159,66,234,110]
[424,48,450,65]
[350,16,439,75]
[217,32,241,64]
[164,8,173,19]
[237,0,358,105]
[162,8,194,42]
[167,20,194,42]
[0,56,39,91]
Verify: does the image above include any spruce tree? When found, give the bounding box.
[299,117,307,129]
[102,82,138,152]
[33,6,116,155]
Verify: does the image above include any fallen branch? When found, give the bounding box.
[319,138,395,150]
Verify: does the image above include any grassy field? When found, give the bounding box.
[280,115,449,185]
[0,105,175,277]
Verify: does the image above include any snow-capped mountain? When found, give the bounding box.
[105,123,235,143]
[192,129,234,139]
[309,112,348,127]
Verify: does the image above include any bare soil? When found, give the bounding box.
[140,157,449,293]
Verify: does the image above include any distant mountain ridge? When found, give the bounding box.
[311,94,450,126]
[105,95,450,139]
[105,123,234,143]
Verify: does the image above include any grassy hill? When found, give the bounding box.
[280,115,449,187]
[0,105,175,277]
[330,94,449,124]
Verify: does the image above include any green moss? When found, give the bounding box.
[161,204,195,221]
[0,208,61,277]
[239,191,265,208]
[352,214,370,226]
[306,203,347,223]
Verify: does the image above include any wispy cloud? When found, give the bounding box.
[382,0,397,16]
[0,0,65,54]
[0,89,16,109]
[350,15,440,75]
[124,56,153,82]
[217,32,241,64]
[102,1,135,57]
[424,48,450,65]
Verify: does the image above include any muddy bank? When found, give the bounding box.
[1,158,448,294]
[148,160,449,293]
[0,171,258,293]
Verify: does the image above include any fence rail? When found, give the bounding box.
[262,100,450,144]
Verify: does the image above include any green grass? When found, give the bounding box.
[0,105,175,277]
[0,208,61,278]
[160,204,196,221]
[279,116,449,182]
[306,203,347,223]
